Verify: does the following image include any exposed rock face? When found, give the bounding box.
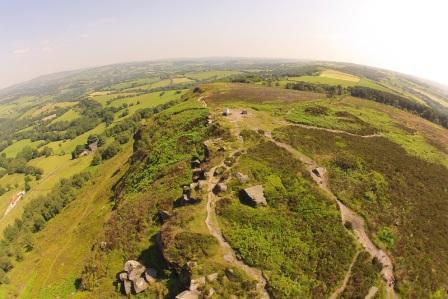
[119,271,128,281]
[145,268,158,283]
[124,260,142,273]
[213,183,227,195]
[133,277,149,293]
[191,158,201,168]
[123,279,132,295]
[192,168,206,182]
[312,167,326,178]
[242,185,267,207]
[189,276,206,291]
[128,263,146,281]
[236,172,249,184]
[176,290,201,299]
[206,272,218,282]
[119,260,157,295]
[205,287,215,298]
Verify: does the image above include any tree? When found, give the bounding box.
[116,134,129,144]
[87,135,99,145]
[103,111,114,126]
[24,176,31,192]
[91,152,102,166]
[40,146,53,157]
[101,143,120,160]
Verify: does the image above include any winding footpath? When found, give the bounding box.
[280,121,383,138]
[329,251,360,299]
[204,148,270,299]
[265,132,397,299]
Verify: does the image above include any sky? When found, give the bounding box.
[0,0,447,88]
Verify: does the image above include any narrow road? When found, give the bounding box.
[266,133,397,298]
[205,150,270,299]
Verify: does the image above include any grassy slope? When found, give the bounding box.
[185,70,242,80]
[0,144,132,299]
[1,139,43,158]
[0,155,92,233]
[50,109,81,123]
[273,125,448,297]
[46,124,106,155]
[217,142,356,298]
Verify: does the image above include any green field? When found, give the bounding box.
[1,139,43,158]
[185,70,242,80]
[50,109,80,123]
[46,123,106,155]
[286,69,390,92]
[319,69,360,82]
[90,91,137,106]
[0,154,92,234]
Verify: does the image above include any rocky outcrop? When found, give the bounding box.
[176,290,201,299]
[119,260,157,295]
[236,172,249,184]
[213,182,227,195]
[312,167,326,178]
[241,185,267,207]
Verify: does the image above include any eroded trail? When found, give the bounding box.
[280,121,383,138]
[329,251,360,299]
[266,133,397,299]
[205,151,270,299]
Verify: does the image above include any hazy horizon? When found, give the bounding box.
[1,0,447,88]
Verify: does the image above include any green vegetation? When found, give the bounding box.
[286,103,378,135]
[341,251,381,298]
[185,70,242,80]
[1,139,42,158]
[274,125,448,297]
[217,141,356,298]
[0,61,446,298]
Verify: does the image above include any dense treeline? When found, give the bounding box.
[0,146,49,179]
[285,81,345,97]
[285,82,448,128]
[0,172,91,283]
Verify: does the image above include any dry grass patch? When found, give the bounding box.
[204,83,323,104]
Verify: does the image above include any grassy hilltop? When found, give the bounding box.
[0,59,446,299]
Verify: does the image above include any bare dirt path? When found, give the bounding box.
[204,149,270,299]
[265,133,397,299]
[365,286,379,299]
[280,121,383,138]
[329,251,360,299]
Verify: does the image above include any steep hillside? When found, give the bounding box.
[0,60,446,299]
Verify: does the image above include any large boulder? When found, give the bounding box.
[124,260,142,273]
[206,272,218,282]
[189,276,205,291]
[236,172,249,184]
[128,263,146,281]
[144,268,157,284]
[176,290,201,299]
[213,183,227,195]
[123,279,132,295]
[241,185,267,207]
[118,271,128,281]
[133,277,149,293]
[312,167,327,178]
